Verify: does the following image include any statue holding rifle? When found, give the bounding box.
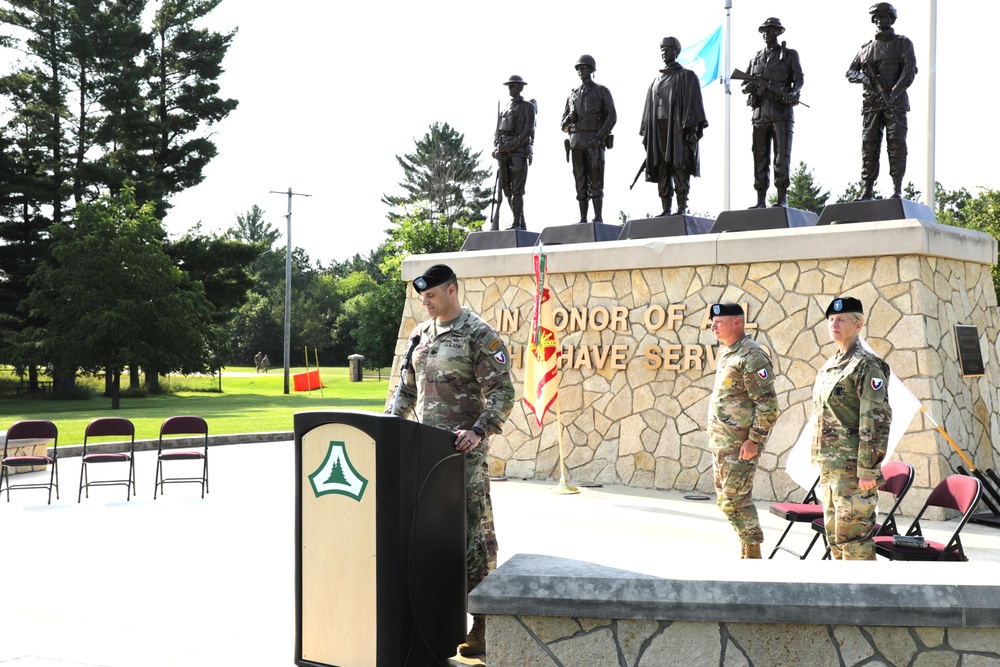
[846,2,917,201]
[490,75,536,230]
[733,17,804,209]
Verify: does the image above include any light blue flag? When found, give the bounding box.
[678,26,722,88]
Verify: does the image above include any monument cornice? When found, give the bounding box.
[401,218,997,279]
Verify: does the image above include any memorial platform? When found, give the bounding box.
[4,440,999,666]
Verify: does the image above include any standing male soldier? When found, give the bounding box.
[640,36,708,217]
[708,303,780,559]
[561,54,616,223]
[389,264,515,657]
[846,2,917,200]
[741,17,803,209]
[492,75,536,230]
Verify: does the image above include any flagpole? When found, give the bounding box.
[926,0,937,210]
[551,392,579,495]
[920,406,975,470]
[723,0,732,211]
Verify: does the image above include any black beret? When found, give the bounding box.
[413,264,456,294]
[825,296,864,317]
[710,302,744,318]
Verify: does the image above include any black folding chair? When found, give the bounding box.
[1,420,59,504]
[154,416,209,499]
[768,476,823,559]
[875,474,982,561]
[78,417,137,502]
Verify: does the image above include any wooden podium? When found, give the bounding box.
[294,411,466,667]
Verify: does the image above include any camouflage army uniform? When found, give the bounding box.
[393,309,515,591]
[707,335,779,545]
[811,340,891,560]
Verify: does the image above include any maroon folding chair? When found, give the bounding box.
[812,461,915,559]
[1,420,59,504]
[874,474,982,561]
[154,416,209,499]
[78,417,136,502]
[768,476,824,559]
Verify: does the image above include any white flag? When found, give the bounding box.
[785,337,922,490]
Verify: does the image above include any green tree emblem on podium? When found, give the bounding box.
[325,459,348,485]
[308,441,368,501]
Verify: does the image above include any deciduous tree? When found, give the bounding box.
[16,184,214,405]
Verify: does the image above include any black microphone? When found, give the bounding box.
[402,334,421,371]
[390,334,422,418]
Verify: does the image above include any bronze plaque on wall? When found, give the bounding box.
[955,325,985,377]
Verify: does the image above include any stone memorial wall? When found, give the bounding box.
[393,218,1000,507]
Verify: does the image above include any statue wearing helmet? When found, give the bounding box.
[640,36,709,217]
[561,54,617,223]
[846,3,917,200]
[740,17,804,209]
[492,75,536,230]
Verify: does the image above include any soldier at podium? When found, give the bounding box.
[389,263,515,657]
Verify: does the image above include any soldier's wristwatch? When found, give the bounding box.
[472,426,486,438]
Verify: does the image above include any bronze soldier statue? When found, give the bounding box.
[561,55,617,223]
[640,37,709,217]
[846,2,917,200]
[492,75,536,230]
[740,18,803,209]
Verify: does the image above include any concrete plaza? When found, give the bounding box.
[3,440,999,666]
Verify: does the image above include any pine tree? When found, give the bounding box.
[144,0,238,216]
[325,458,348,485]
[778,162,829,214]
[382,122,492,224]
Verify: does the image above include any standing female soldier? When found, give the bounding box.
[812,297,892,560]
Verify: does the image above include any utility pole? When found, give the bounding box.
[926,0,937,211]
[270,187,312,394]
[723,0,732,211]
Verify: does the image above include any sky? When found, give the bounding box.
[163,1,998,267]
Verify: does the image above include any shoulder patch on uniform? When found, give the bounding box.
[757,368,769,380]
[744,351,770,374]
[494,350,507,365]
[871,377,884,391]
[489,338,502,352]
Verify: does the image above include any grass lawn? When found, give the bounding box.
[0,366,392,445]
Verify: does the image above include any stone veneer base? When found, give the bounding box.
[470,554,1000,666]
[394,218,1000,515]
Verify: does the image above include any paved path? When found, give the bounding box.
[3,440,999,666]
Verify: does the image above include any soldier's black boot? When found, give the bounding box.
[458,615,486,656]
[508,196,524,230]
[773,188,788,208]
[749,189,767,209]
[578,200,588,223]
[658,196,672,217]
[592,198,603,223]
[675,194,688,216]
[857,182,875,201]
[891,178,903,199]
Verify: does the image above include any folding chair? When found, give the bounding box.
[875,474,983,561]
[768,476,823,559]
[78,417,136,502]
[154,416,209,499]
[1,420,59,504]
[812,461,915,559]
